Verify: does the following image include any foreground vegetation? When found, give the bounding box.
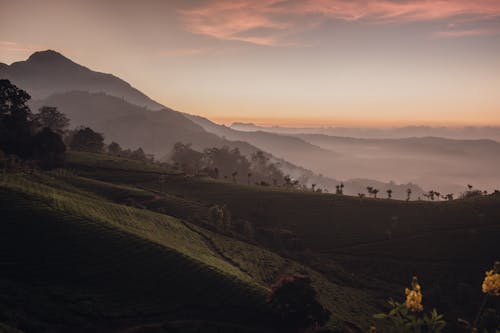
[1,150,498,332]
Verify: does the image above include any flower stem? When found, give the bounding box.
[472,294,488,331]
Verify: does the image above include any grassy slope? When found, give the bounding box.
[66,152,500,324]
[0,153,380,332]
[2,152,499,331]
[0,173,271,332]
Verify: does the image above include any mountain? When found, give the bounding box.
[186,114,332,164]
[186,114,426,198]
[230,123,500,141]
[31,91,231,156]
[293,134,500,194]
[0,50,164,110]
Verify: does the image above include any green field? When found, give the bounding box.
[1,151,499,332]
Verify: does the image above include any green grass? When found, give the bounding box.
[0,173,272,332]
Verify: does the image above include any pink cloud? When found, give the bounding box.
[433,28,499,38]
[180,0,500,45]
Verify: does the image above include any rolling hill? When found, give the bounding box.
[0,152,384,332]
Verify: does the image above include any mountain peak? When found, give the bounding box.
[27,50,74,65]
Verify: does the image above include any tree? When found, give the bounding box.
[269,275,330,333]
[406,188,412,201]
[250,150,284,185]
[34,106,70,134]
[32,128,66,169]
[108,141,122,155]
[69,127,104,153]
[0,80,35,157]
[170,142,203,174]
[373,188,379,198]
[130,147,146,160]
[366,186,374,197]
[336,182,344,195]
[387,189,393,199]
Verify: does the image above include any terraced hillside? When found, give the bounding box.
[61,152,500,329]
[0,154,383,333]
[1,152,499,332]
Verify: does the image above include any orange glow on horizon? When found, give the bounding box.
[210,116,500,128]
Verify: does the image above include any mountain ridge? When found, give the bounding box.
[1,49,165,110]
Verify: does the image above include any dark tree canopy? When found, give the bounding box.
[35,106,70,134]
[69,127,104,153]
[0,79,31,120]
[0,80,68,168]
[269,275,330,333]
[108,141,122,155]
[169,143,285,186]
[32,127,66,169]
[0,80,35,157]
[170,142,204,174]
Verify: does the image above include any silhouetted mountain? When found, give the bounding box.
[0,50,164,110]
[230,123,500,141]
[31,91,239,156]
[186,114,332,163]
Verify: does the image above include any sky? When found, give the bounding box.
[1,0,500,127]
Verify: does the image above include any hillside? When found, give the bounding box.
[0,152,384,332]
[64,151,499,328]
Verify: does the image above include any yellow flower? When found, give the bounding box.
[405,276,423,312]
[482,266,500,296]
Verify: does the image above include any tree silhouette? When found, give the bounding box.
[372,188,379,198]
[387,189,393,199]
[170,142,203,174]
[0,79,35,157]
[406,188,412,201]
[130,147,146,160]
[269,275,330,333]
[336,182,344,195]
[366,186,374,197]
[108,141,122,155]
[34,106,70,134]
[32,127,66,169]
[69,127,104,153]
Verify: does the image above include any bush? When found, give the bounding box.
[269,275,330,333]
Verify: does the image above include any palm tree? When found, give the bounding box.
[373,189,379,198]
[336,184,343,195]
[386,189,393,199]
[366,186,374,197]
[406,188,412,201]
[428,190,436,201]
